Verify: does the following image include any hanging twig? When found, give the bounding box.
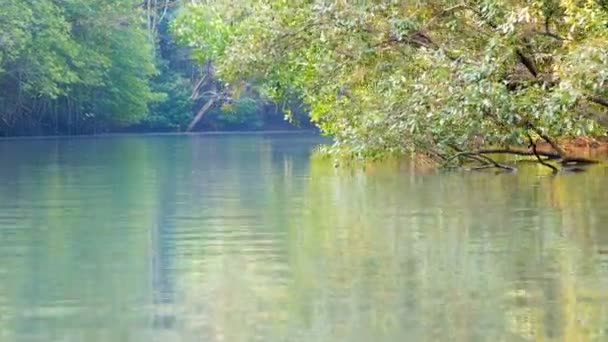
[158,0,170,24]
[526,123,566,157]
[527,132,558,173]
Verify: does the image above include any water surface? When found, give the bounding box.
[0,133,606,341]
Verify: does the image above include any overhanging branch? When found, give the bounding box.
[527,132,558,173]
[526,123,566,157]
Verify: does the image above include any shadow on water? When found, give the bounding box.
[0,133,606,341]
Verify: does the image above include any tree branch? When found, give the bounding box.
[443,151,516,171]
[485,106,596,165]
[475,147,560,159]
[186,97,216,132]
[588,95,608,109]
[527,132,558,173]
[515,48,539,77]
[421,4,469,31]
[526,123,567,157]
[474,146,598,165]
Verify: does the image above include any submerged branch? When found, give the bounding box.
[475,147,560,159]
[560,156,600,165]
[443,151,516,171]
[442,136,600,173]
[474,147,598,165]
[469,164,498,171]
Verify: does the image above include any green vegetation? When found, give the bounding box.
[6,0,608,171]
[173,0,608,170]
[0,0,309,136]
[0,0,157,135]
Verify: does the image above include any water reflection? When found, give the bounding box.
[0,134,606,341]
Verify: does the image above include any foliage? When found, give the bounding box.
[0,0,313,136]
[144,72,193,131]
[173,0,608,160]
[172,4,313,132]
[143,13,195,133]
[0,0,158,135]
[213,97,263,129]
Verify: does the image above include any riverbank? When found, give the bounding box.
[536,136,608,158]
[0,129,321,142]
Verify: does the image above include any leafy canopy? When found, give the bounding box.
[0,0,157,133]
[174,0,608,159]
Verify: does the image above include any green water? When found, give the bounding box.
[0,133,606,341]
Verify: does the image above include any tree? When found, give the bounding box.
[174,0,608,171]
[0,0,311,136]
[172,3,311,132]
[0,0,158,135]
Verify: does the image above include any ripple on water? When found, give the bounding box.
[0,134,606,341]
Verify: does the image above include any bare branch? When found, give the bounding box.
[190,75,209,100]
[515,49,539,77]
[158,0,170,24]
[527,132,558,173]
[476,147,599,165]
[186,97,217,132]
[475,147,559,159]
[588,95,608,109]
[443,151,516,171]
[526,123,566,157]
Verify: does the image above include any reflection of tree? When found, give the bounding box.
[0,136,605,341]
[0,137,157,340]
[155,134,319,341]
[536,169,608,341]
[282,160,608,341]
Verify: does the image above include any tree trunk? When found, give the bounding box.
[186,97,215,132]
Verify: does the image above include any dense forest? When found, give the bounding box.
[0,0,311,136]
[172,0,608,171]
[5,0,608,171]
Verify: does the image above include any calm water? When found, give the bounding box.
[0,133,607,341]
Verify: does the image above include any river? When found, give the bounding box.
[0,133,606,341]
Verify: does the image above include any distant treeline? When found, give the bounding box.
[0,0,311,137]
